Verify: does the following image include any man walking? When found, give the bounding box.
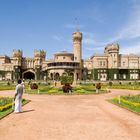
[14,79,24,113]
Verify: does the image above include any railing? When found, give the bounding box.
[46,62,80,69]
[47,65,80,69]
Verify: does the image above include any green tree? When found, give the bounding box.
[60,69,74,85]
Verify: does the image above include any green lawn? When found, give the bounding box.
[0,81,140,94]
[0,82,15,90]
[25,84,107,95]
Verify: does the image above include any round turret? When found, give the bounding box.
[72,31,82,42]
[73,31,82,62]
[104,43,119,54]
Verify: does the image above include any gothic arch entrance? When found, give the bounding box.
[22,70,35,80]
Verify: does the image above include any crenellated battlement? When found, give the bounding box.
[34,50,46,59]
[13,49,23,58]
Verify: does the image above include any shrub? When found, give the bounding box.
[7,82,10,85]
[60,75,73,85]
[30,83,38,89]
[62,84,72,93]
[96,83,101,89]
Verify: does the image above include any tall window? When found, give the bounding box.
[100,61,102,66]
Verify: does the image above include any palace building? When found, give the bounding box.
[0,31,140,81]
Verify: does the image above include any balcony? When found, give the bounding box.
[47,62,80,70]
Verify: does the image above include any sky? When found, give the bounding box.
[0,0,140,59]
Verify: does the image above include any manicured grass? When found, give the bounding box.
[25,84,107,95]
[0,82,15,90]
[1,81,140,95]
[102,82,140,90]
[111,95,140,114]
[0,99,30,119]
[1,81,140,91]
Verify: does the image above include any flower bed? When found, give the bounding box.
[0,97,12,106]
[0,97,26,112]
[0,97,29,119]
[0,103,12,112]
[112,95,140,114]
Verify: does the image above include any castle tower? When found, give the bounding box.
[72,31,83,82]
[12,49,23,66]
[34,50,46,66]
[105,43,119,69]
[34,50,46,80]
[104,43,120,80]
[12,49,23,80]
[73,31,82,62]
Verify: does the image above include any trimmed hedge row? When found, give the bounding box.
[0,98,26,112]
[0,103,12,112]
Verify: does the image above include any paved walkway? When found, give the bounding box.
[0,89,140,140]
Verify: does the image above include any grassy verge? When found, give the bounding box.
[110,95,140,115]
[0,100,30,120]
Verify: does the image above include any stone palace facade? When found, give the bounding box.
[0,31,140,81]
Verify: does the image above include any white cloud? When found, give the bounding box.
[62,0,140,58]
[109,0,140,42]
[82,31,107,46]
[85,46,103,51]
[120,43,140,55]
[52,35,62,41]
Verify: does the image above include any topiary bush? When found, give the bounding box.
[62,84,72,93]
[96,83,101,89]
[30,83,38,89]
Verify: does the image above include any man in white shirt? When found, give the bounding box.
[14,79,24,113]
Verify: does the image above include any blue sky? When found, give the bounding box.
[0,0,140,59]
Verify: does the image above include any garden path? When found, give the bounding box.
[0,89,140,140]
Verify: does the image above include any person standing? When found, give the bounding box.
[14,79,24,113]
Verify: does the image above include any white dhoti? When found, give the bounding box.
[14,94,22,113]
[14,83,24,113]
